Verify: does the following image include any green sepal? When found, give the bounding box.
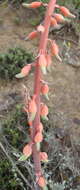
[22,3,30,8]
[44,93,49,100]
[29,112,36,121]
[41,66,47,75]
[18,155,28,161]
[36,142,40,151]
[43,186,48,190]
[15,72,26,79]
[41,116,48,121]
[41,159,49,163]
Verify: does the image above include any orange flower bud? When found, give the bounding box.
[50,40,62,62]
[39,152,48,162]
[60,6,76,18]
[25,31,38,40]
[40,104,48,117]
[39,54,47,74]
[50,17,58,26]
[28,99,37,113]
[51,40,59,56]
[21,64,31,75]
[15,64,31,78]
[38,176,46,188]
[54,13,65,23]
[34,132,43,143]
[41,84,49,95]
[23,144,32,157]
[22,2,42,8]
[41,84,49,99]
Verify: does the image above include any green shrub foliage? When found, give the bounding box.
[0,47,34,80]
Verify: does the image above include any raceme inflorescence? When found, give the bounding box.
[16,1,75,189]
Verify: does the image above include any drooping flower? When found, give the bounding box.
[54,13,65,23]
[40,104,48,120]
[28,98,37,113]
[34,132,43,143]
[39,152,48,162]
[50,17,58,26]
[41,84,49,94]
[22,2,42,9]
[28,97,37,121]
[25,31,38,40]
[41,84,49,100]
[38,176,46,188]
[23,144,32,158]
[15,64,31,78]
[60,6,76,18]
[51,40,62,62]
[39,54,47,74]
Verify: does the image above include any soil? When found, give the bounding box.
[0,4,80,189]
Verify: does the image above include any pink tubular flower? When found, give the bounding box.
[54,13,65,23]
[41,84,49,95]
[28,98,37,114]
[38,176,46,188]
[51,40,62,62]
[50,17,58,26]
[40,104,48,117]
[34,132,43,143]
[39,152,48,162]
[22,2,42,9]
[60,6,76,18]
[39,54,47,74]
[23,144,32,157]
[25,30,38,40]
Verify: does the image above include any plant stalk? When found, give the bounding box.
[32,0,57,185]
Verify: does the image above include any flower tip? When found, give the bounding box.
[45,94,49,100]
[56,54,62,62]
[22,3,30,8]
[70,13,76,18]
[15,72,25,79]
